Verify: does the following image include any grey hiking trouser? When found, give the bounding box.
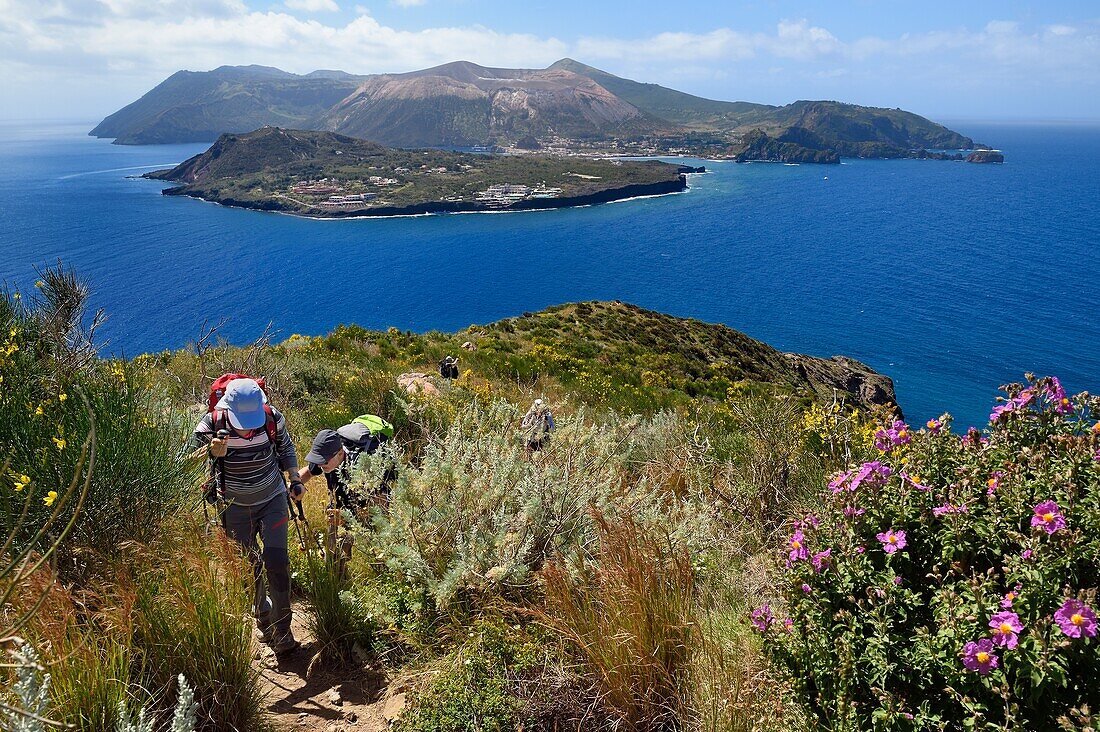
[222,492,292,634]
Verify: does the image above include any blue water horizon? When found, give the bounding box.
[2,119,1098,429]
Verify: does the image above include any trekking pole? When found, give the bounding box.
[199,429,230,531]
[287,487,321,555]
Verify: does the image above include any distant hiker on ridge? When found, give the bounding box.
[522,398,555,457]
[193,376,304,656]
[439,355,460,380]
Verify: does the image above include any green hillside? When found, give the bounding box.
[548,58,772,127]
[4,270,1094,732]
[90,66,362,144]
[144,127,691,217]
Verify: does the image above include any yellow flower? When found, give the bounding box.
[11,293,18,300]
[43,491,58,507]
[35,280,44,288]
[14,474,31,491]
[58,392,67,402]
[34,405,44,416]
[52,437,66,450]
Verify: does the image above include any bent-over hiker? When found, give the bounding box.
[522,398,555,456]
[297,415,396,576]
[192,377,305,655]
[439,355,460,380]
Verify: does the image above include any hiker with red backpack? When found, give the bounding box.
[192,375,305,655]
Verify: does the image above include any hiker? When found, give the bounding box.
[521,398,555,456]
[439,355,460,380]
[297,415,396,574]
[193,377,304,655]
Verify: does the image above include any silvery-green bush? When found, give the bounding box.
[2,642,196,732]
[350,400,719,609]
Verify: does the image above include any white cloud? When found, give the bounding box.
[392,0,426,6]
[1,2,1098,118]
[285,0,339,12]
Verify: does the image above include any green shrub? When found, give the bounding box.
[395,620,556,732]
[297,550,379,664]
[761,376,1100,730]
[0,271,195,580]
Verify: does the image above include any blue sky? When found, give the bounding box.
[2,0,1098,120]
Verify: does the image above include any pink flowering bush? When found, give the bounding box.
[759,376,1100,730]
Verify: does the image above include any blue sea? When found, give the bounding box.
[2,120,1098,428]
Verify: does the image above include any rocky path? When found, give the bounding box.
[254,604,402,732]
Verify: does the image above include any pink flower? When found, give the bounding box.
[811,549,832,573]
[990,388,1035,423]
[848,461,892,492]
[964,427,988,447]
[1021,549,1033,561]
[828,470,853,494]
[783,618,793,632]
[855,546,866,554]
[893,576,903,586]
[933,502,968,517]
[925,418,942,435]
[876,529,907,554]
[804,514,820,528]
[788,530,809,562]
[988,611,1023,649]
[1054,599,1098,639]
[874,420,912,452]
[986,471,1004,496]
[750,604,773,632]
[1045,377,1073,415]
[962,639,998,675]
[801,583,812,594]
[843,505,866,519]
[901,472,931,491]
[1000,586,1021,609]
[1030,501,1066,534]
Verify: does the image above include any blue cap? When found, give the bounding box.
[215,378,268,431]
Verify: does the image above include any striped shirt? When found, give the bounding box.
[192,407,298,507]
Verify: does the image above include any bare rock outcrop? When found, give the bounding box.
[783,353,899,415]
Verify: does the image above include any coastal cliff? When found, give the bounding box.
[160,176,689,218]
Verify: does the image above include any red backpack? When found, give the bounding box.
[207,373,278,443]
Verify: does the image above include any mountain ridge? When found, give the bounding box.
[93,59,986,160]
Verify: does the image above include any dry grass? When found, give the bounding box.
[542,510,694,731]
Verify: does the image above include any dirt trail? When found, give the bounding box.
[255,604,399,731]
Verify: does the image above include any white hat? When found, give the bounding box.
[215,378,268,431]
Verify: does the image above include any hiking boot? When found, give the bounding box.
[256,622,275,644]
[272,630,301,656]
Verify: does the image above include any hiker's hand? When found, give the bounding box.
[209,436,228,459]
[289,481,306,502]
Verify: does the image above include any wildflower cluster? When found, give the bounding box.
[759,376,1100,730]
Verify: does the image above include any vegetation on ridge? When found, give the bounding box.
[4,268,1093,732]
